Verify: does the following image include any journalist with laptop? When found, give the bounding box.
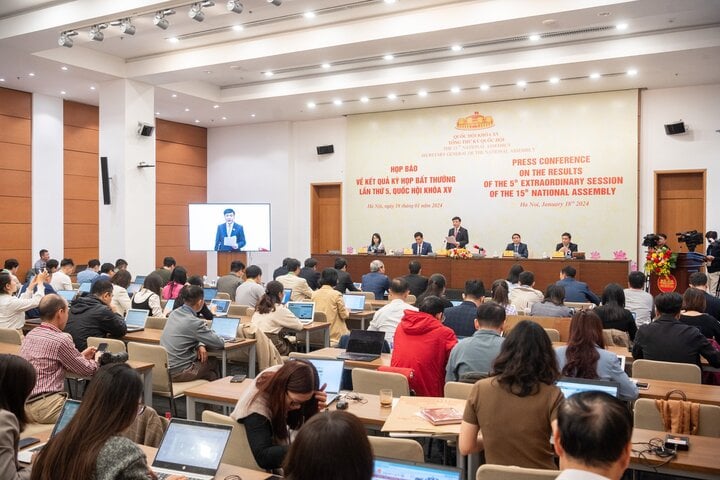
[250,281,304,355]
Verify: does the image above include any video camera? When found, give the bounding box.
[676,230,703,252]
[98,351,129,366]
[642,234,660,248]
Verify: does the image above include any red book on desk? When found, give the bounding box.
[420,407,462,426]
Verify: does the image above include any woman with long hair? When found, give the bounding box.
[0,354,36,480]
[368,233,385,254]
[283,411,373,480]
[110,269,132,316]
[505,264,524,289]
[594,283,637,341]
[131,273,164,317]
[162,266,188,300]
[416,274,453,308]
[680,288,720,342]
[530,284,573,317]
[251,280,304,355]
[490,279,517,315]
[459,321,562,469]
[555,310,638,400]
[31,363,185,480]
[230,359,326,471]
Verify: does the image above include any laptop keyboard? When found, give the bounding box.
[155,472,205,480]
[341,353,379,361]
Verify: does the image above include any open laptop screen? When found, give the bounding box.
[343,294,366,311]
[556,377,619,398]
[212,317,239,339]
[287,302,315,322]
[282,288,292,304]
[203,287,218,302]
[307,358,344,394]
[346,330,385,355]
[57,290,76,302]
[153,420,231,476]
[210,298,231,315]
[125,309,149,328]
[373,457,462,480]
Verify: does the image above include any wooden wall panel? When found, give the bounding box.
[156,120,207,277]
[63,101,99,263]
[0,87,32,271]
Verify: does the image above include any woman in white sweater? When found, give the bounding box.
[0,270,47,330]
[251,281,303,355]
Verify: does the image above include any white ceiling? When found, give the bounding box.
[0,0,719,127]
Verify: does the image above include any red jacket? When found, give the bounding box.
[391,309,457,396]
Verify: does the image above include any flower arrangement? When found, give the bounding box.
[613,250,628,260]
[644,246,677,277]
[448,248,473,259]
[589,251,601,260]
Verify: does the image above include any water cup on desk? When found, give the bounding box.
[379,389,393,407]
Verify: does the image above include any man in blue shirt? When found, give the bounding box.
[77,259,100,284]
[556,265,600,305]
[361,260,390,300]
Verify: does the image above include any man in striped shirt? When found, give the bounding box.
[20,294,99,423]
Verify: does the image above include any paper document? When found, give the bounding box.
[223,236,238,248]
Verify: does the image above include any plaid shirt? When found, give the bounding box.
[20,323,99,397]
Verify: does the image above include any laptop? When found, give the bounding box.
[450,300,462,307]
[337,330,385,361]
[18,399,81,463]
[133,275,146,285]
[203,287,218,302]
[126,283,142,296]
[57,290,77,302]
[287,301,316,324]
[152,419,232,480]
[209,298,231,317]
[353,282,362,290]
[307,358,344,405]
[343,293,366,313]
[163,299,175,316]
[125,308,149,332]
[372,457,462,480]
[556,377,620,399]
[281,288,292,304]
[211,316,240,342]
[78,282,92,293]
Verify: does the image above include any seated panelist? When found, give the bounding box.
[505,233,528,258]
[555,232,578,257]
[411,232,433,255]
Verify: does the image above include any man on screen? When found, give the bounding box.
[214,208,246,251]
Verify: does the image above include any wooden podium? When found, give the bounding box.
[649,252,705,296]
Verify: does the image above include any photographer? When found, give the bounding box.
[706,231,720,296]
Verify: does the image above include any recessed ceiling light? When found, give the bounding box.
[528,34,541,41]
[194,119,200,123]
[307,102,316,109]
[232,24,243,31]
[90,85,96,90]
[264,71,274,77]
[61,66,68,71]
[384,0,396,3]
[627,69,638,76]
[213,104,220,109]
[480,84,490,91]
[204,70,212,75]
[168,37,179,43]
[321,63,331,69]
[383,54,394,61]
[28,72,35,77]
[222,116,227,120]
[251,113,256,117]
[171,94,177,98]
[549,77,560,84]
[387,93,397,100]
[418,90,428,97]
[589,73,601,79]
[60,91,66,95]
[333,99,343,106]
[516,80,527,87]
[0,78,4,82]
[184,107,190,112]
[155,111,160,115]
[616,23,628,30]
[451,45,462,52]
[360,96,369,103]
[450,86,460,93]
[303,11,315,19]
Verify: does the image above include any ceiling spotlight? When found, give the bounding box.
[480,83,490,91]
[119,18,136,35]
[61,66,68,71]
[267,0,281,5]
[90,86,96,90]
[360,96,369,103]
[616,23,628,30]
[589,72,601,79]
[528,34,541,41]
[418,90,428,97]
[307,102,316,109]
[549,77,560,84]
[167,37,179,43]
[627,69,638,76]
[213,104,220,109]
[321,63,331,69]
[154,10,175,30]
[232,24,243,31]
[387,93,397,100]
[226,0,243,13]
[189,3,206,22]
[304,11,316,19]
[383,54,394,61]
[333,99,343,106]
[450,86,460,93]
[450,45,462,52]
[58,30,78,48]
[88,24,107,41]
[516,80,527,87]
[263,71,274,77]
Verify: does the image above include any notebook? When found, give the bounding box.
[281,288,292,304]
[209,298,231,316]
[287,301,315,324]
[152,419,232,480]
[336,330,385,361]
[343,293,366,313]
[372,457,462,480]
[307,358,344,405]
[57,290,77,302]
[78,282,92,293]
[556,377,620,398]
[125,308,149,332]
[203,287,218,302]
[211,316,240,342]
[18,399,81,463]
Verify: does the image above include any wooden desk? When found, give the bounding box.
[348,310,375,330]
[311,347,391,369]
[238,315,331,352]
[630,428,720,479]
[184,376,251,421]
[381,395,465,436]
[139,444,269,480]
[328,392,392,427]
[122,328,258,377]
[634,377,720,406]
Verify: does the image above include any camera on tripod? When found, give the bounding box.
[642,234,660,248]
[98,351,129,366]
[676,230,703,252]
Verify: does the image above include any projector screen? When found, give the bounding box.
[189,203,271,252]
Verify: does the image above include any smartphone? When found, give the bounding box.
[97,342,108,353]
[636,382,649,390]
[19,437,40,449]
[230,374,246,383]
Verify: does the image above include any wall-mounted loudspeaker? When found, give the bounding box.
[100,156,111,205]
[137,122,155,137]
[316,144,334,155]
[664,121,686,135]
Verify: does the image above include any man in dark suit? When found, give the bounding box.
[411,232,432,255]
[214,208,246,251]
[505,233,528,258]
[443,279,485,338]
[403,260,428,298]
[556,265,600,305]
[446,216,469,249]
[334,257,359,293]
[299,257,320,290]
[689,272,720,321]
[555,232,578,258]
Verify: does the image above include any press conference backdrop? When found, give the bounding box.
[346,90,639,259]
